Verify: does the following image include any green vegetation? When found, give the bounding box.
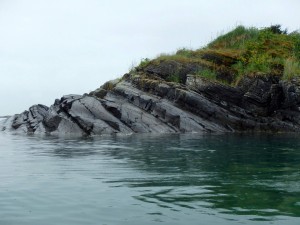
[195,68,217,80]
[283,58,300,80]
[208,25,260,50]
[133,25,300,85]
[138,58,151,68]
[166,73,181,83]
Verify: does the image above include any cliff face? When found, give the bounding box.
[2,72,300,136]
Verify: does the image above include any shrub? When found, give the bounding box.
[138,58,151,68]
[232,61,245,76]
[294,41,300,59]
[290,31,300,59]
[244,54,272,74]
[132,25,300,85]
[264,24,287,35]
[195,68,217,80]
[283,58,300,80]
[166,74,180,83]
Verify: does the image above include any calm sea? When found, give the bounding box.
[0,133,300,225]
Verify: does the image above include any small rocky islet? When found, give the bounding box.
[2,25,300,136]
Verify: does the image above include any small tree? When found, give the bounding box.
[267,24,287,35]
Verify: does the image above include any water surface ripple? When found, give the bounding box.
[0,133,300,225]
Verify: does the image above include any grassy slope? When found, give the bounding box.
[134,25,300,85]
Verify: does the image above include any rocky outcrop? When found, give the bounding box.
[2,73,300,136]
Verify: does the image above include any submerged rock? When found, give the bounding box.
[1,74,300,136]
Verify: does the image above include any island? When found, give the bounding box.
[1,25,300,136]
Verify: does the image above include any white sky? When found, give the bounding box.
[0,0,299,115]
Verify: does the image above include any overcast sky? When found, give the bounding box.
[0,0,299,115]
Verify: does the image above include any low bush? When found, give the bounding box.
[283,58,300,80]
[195,68,217,80]
[133,25,300,85]
[166,74,180,83]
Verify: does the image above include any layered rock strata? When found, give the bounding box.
[1,74,300,136]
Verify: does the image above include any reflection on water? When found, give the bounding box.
[0,133,300,224]
[103,134,300,218]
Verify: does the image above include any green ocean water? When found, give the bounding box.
[0,133,299,225]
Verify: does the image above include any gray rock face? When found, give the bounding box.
[2,75,300,136]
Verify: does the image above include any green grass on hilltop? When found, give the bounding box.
[208,25,260,50]
[133,25,300,84]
